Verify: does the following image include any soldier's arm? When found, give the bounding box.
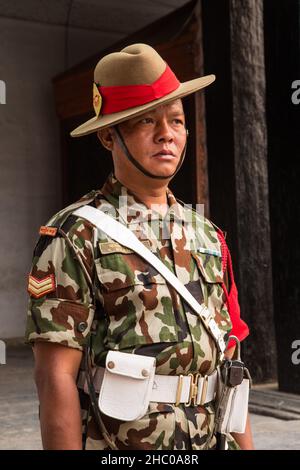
[26,216,97,449]
[230,370,255,450]
[231,414,254,450]
[34,342,83,450]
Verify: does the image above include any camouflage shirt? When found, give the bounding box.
[25,173,249,450]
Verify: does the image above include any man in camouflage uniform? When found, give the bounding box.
[25,44,253,450]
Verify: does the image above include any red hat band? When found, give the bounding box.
[97,64,180,115]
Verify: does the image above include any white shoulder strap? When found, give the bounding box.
[73,205,226,355]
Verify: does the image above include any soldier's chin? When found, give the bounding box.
[150,161,179,178]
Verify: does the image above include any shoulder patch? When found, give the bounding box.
[28,274,56,298]
[39,226,58,237]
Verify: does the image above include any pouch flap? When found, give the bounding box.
[105,350,156,380]
[99,351,156,421]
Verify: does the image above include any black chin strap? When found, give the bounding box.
[113,125,188,180]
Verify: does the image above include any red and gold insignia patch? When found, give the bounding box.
[93,82,102,117]
[28,274,56,298]
[39,226,57,237]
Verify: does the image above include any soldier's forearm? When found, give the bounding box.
[231,413,254,450]
[36,373,82,450]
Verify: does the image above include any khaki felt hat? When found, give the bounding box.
[70,43,215,138]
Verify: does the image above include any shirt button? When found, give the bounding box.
[77,321,87,333]
[141,369,149,377]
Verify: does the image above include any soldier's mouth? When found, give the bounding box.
[152,154,175,160]
[152,150,176,160]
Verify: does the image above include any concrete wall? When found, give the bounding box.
[0,1,189,338]
[0,19,129,338]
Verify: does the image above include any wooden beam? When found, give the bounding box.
[230,0,277,381]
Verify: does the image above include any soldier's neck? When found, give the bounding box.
[116,174,169,209]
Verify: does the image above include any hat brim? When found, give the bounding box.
[70,74,215,137]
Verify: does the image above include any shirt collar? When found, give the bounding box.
[100,173,185,224]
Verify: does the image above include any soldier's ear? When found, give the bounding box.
[97,128,114,151]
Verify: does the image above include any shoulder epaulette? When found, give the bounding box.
[39,190,99,236]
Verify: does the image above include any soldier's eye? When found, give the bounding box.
[173,119,184,125]
[140,118,154,124]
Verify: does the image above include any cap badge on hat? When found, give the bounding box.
[93,83,102,117]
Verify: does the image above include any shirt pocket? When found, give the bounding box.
[191,250,223,284]
[95,251,179,350]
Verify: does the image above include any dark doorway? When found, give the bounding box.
[264,0,300,394]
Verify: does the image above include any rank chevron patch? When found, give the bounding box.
[28,274,56,298]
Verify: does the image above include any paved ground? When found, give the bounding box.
[0,343,300,450]
[0,343,41,450]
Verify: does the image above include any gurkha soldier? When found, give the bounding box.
[25,44,254,450]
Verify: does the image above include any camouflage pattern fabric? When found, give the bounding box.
[25,173,243,450]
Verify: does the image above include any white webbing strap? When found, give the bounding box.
[73,205,226,355]
[77,368,218,405]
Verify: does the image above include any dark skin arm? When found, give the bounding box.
[33,342,83,450]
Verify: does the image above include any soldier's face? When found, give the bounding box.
[112,99,186,180]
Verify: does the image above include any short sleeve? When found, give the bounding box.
[217,230,250,350]
[25,216,96,351]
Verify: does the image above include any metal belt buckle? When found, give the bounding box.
[185,373,200,407]
[199,375,208,406]
[175,374,184,406]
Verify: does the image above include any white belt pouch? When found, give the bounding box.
[98,350,156,421]
[222,378,250,434]
[216,365,250,435]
